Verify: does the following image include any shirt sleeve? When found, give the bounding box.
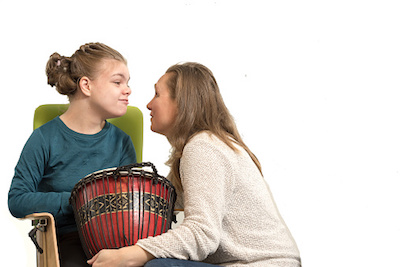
[136,137,232,261]
[8,130,72,220]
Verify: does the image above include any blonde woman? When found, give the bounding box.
[89,62,301,267]
[8,43,137,267]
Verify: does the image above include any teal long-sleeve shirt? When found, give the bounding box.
[8,117,137,235]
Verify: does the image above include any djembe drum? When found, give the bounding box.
[69,162,176,258]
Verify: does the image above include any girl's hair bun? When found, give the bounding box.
[46,52,76,95]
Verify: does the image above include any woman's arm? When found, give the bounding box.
[135,135,232,260]
[87,245,154,267]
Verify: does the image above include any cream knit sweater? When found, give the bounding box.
[137,132,301,266]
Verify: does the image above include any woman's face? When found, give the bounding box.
[147,72,178,137]
[87,59,131,119]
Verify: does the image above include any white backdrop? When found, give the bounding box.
[1,1,399,266]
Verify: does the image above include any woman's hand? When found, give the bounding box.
[87,245,155,267]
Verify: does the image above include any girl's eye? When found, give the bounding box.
[114,81,121,85]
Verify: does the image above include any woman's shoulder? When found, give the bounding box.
[185,131,236,157]
[187,131,222,147]
[188,131,241,149]
[188,131,212,141]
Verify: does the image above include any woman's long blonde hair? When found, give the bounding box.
[165,62,262,192]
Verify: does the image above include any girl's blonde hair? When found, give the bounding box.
[165,62,262,192]
[45,42,126,97]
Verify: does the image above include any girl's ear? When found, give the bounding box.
[79,76,91,97]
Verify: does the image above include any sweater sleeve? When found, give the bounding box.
[8,130,72,220]
[136,136,232,261]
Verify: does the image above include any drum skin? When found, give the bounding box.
[70,163,176,258]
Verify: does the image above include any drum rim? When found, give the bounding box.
[70,162,175,200]
[83,166,151,179]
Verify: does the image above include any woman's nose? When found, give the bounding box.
[147,98,153,110]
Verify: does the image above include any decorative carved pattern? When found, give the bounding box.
[76,192,169,226]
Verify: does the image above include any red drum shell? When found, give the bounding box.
[69,163,176,258]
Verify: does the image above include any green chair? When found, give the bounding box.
[25,104,143,267]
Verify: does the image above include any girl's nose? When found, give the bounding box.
[125,85,132,96]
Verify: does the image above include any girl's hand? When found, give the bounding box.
[87,245,155,267]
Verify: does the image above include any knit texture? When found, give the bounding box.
[137,132,301,266]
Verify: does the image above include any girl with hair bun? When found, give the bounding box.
[88,62,301,267]
[8,42,137,267]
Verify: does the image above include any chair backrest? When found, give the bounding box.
[33,104,143,162]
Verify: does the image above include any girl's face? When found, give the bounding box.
[87,59,131,119]
[147,72,178,138]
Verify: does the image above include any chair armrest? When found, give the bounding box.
[24,212,56,225]
[173,208,184,215]
[172,209,184,228]
[23,213,60,267]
